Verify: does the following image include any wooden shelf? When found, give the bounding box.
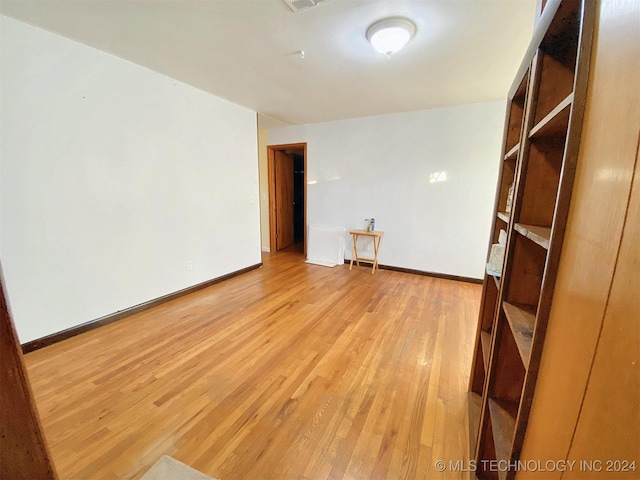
[506,234,546,310]
[514,223,551,249]
[488,398,518,480]
[481,331,492,371]
[514,73,528,99]
[504,143,520,160]
[469,0,595,474]
[533,50,576,126]
[497,211,510,224]
[503,302,536,369]
[505,77,527,152]
[529,93,573,138]
[468,392,483,453]
[518,138,564,227]
[543,0,581,55]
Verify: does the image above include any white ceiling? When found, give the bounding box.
[0,0,537,129]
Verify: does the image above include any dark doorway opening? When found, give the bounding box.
[267,143,307,254]
[293,154,305,244]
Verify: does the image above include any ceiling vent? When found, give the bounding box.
[282,0,335,13]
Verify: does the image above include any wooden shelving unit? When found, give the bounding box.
[467,1,596,478]
[488,398,518,480]
[502,302,535,368]
[496,212,510,225]
[513,223,551,249]
[504,144,519,161]
[528,93,573,138]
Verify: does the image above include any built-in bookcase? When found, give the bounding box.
[468,1,595,478]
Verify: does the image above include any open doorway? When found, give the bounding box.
[267,143,307,254]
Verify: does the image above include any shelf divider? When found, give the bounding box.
[481,331,492,371]
[503,302,536,369]
[497,211,510,224]
[529,93,573,138]
[468,392,483,454]
[504,143,520,160]
[488,398,518,480]
[514,223,551,249]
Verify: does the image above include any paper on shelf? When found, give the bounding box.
[487,244,505,277]
[498,229,507,246]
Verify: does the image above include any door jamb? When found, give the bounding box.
[267,143,307,254]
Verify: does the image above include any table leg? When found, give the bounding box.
[349,234,357,270]
[372,236,381,274]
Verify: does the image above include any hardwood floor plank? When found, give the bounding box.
[24,248,480,479]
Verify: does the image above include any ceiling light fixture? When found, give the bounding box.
[366,17,416,58]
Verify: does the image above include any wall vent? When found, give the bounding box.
[282,0,335,13]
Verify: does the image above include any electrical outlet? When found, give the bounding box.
[186,261,193,271]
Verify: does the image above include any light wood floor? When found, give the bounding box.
[25,248,481,480]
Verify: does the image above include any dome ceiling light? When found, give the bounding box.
[366,17,416,58]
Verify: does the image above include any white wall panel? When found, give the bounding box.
[0,16,261,343]
[268,102,505,278]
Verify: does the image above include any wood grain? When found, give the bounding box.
[502,302,535,369]
[487,398,518,479]
[518,136,564,227]
[274,150,295,250]
[481,331,492,372]
[23,248,481,480]
[564,130,640,479]
[1,269,58,480]
[528,93,573,139]
[504,144,520,161]
[497,211,510,224]
[489,313,526,405]
[513,223,551,250]
[520,0,640,476]
[504,234,546,309]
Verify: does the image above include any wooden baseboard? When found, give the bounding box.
[346,259,483,284]
[21,263,262,354]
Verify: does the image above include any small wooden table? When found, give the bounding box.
[349,230,384,274]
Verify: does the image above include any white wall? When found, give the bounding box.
[257,129,271,251]
[0,16,261,343]
[268,102,505,279]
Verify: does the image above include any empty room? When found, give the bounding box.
[1,1,638,479]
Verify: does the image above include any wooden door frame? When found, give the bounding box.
[267,143,307,254]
